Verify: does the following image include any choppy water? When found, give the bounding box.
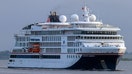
[0,60,132,74]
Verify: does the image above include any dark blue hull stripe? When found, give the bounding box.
[67,55,122,70]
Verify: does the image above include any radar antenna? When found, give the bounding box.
[82,0,86,6]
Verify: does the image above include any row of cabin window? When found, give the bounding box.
[67,55,81,59]
[67,36,76,41]
[76,36,123,40]
[15,42,61,47]
[10,55,60,59]
[16,42,81,47]
[31,31,117,35]
[31,31,73,35]
[40,42,61,47]
[42,36,61,41]
[43,36,75,41]
[15,42,29,47]
[74,31,117,35]
[31,31,63,35]
[67,48,82,53]
[16,37,30,41]
[16,36,61,42]
[67,42,81,47]
[45,48,61,53]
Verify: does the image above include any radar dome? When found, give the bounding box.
[59,15,67,23]
[71,14,79,21]
[89,14,96,22]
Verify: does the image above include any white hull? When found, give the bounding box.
[8,47,126,69]
[8,54,81,68]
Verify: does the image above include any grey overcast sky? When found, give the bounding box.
[0,0,132,52]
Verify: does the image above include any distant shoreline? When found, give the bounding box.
[121,59,132,61]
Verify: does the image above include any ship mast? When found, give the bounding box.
[82,0,90,22]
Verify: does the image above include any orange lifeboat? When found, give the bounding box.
[28,43,40,53]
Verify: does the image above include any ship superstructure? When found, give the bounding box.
[8,6,126,70]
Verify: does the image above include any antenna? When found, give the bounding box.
[82,0,86,6]
[81,0,90,22]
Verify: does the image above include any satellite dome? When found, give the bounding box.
[59,15,67,23]
[89,14,96,22]
[71,14,79,21]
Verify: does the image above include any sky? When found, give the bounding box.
[0,0,132,52]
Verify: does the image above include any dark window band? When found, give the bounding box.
[10,55,60,59]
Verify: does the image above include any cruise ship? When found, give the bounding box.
[8,6,126,70]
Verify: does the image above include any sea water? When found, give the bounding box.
[0,60,132,74]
